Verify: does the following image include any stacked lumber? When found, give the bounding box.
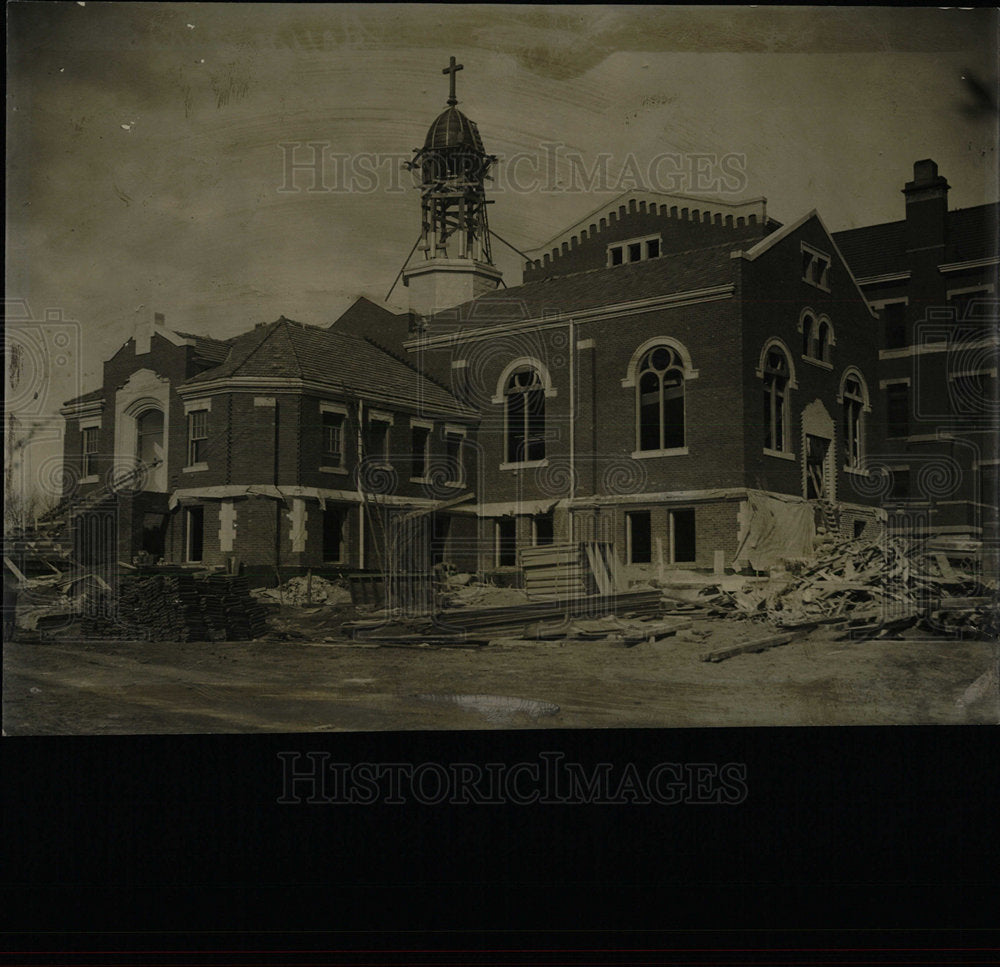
[346,589,668,640]
[703,537,997,638]
[518,542,622,600]
[80,572,269,642]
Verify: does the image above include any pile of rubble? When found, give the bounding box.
[254,574,353,607]
[700,537,997,638]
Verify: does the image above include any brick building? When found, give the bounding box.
[833,160,999,540]
[59,64,895,581]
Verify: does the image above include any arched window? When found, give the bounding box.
[637,345,685,451]
[505,366,545,463]
[816,319,831,362]
[801,311,833,363]
[841,372,868,468]
[801,313,814,358]
[762,346,790,452]
[136,408,164,469]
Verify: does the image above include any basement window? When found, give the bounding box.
[533,512,554,546]
[626,510,652,564]
[185,506,204,563]
[496,518,517,567]
[669,509,696,563]
[322,507,345,563]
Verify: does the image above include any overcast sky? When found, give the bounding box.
[6,2,999,480]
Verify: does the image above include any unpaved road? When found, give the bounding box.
[3,616,998,733]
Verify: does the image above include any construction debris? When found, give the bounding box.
[255,573,353,607]
[701,537,998,639]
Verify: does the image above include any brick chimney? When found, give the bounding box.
[903,159,950,252]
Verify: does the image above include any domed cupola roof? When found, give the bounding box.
[423,106,485,153]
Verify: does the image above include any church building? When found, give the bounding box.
[59,59,893,582]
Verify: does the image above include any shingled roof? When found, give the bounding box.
[431,241,740,330]
[833,202,999,280]
[183,316,475,417]
[174,330,234,364]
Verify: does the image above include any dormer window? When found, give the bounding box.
[801,242,831,291]
[608,234,663,267]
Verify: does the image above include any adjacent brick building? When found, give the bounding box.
[833,160,999,540]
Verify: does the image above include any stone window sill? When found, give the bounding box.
[499,459,548,471]
[631,446,689,459]
[763,448,796,462]
[80,475,99,485]
[320,465,348,474]
[802,356,833,370]
[182,463,209,474]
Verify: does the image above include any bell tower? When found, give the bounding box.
[402,57,503,325]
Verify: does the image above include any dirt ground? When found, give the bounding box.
[3,605,998,733]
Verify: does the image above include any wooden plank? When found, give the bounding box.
[585,542,613,596]
[700,633,796,663]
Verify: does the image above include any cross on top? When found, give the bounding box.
[442,56,463,106]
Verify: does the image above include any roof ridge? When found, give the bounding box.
[280,318,308,379]
[361,334,460,400]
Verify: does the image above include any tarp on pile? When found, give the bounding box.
[733,490,815,571]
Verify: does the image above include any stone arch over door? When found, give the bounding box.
[801,399,836,501]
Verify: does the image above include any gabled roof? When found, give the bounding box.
[182,316,475,417]
[431,241,739,330]
[832,202,1000,280]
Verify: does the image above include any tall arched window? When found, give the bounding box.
[136,408,164,469]
[505,366,545,463]
[802,312,833,363]
[762,347,790,452]
[637,345,685,451]
[842,373,866,468]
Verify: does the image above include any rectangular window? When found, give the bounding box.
[670,509,696,563]
[187,409,208,466]
[368,419,390,463]
[533,512,554,546]
[431,513,449,566]
[890,468,910,500]
[646,238,660,259]
[626,510,652,564]
[610,246,624,266]
[185,506,204,563]
[322,507,345,563]
[322,411,344,466]
[445,432,464,484]
[886,383,909,437]
[411,425,431,479]
[948,287,991,331]
[628,242,642,263]
[883,302,907,349]
[82,426,99,477]
[496,518,517,567]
